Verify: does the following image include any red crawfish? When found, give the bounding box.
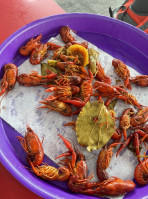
[93,81,121,99]
[39,99,73,116]
[30,43,49,65]
[116,107,148,158]
[134,156,148,185]
[111,128,122,141]
[120,108,135,141]
[114,85,142,109]
[82,177,135,196]
[17,71,57,87]
[56,63,89,79]
[46,42,61,50]
[97,143,120,182]
[112,59,131,90]
[56,61,75,71]
[130,75,148,87]
[43,84,80,101]
[29,161,70,181]
[63,70,93,108]
[52,46,67,60]
[55,134,94,192]
[17,126,44,166]
[93,82,137,107]
[60,26,76,44]
[60,26,88,48]
[30,42,60,65]
[57,54,81,65]
[56,134,135,196]
[65,64,89,79]
[116,128,148,162]
[19,34,42,56]
[55,75,82,86]
[130,106,148,127]
[96,62,111,84]
[131,123,148,134]
[0,63,18,96]
[93,82,142,109]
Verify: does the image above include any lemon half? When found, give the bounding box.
[67,44,89,67]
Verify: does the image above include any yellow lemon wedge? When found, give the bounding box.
[66,44,89,67]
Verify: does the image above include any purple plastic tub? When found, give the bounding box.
[0,13,148,199]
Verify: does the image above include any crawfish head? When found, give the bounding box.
[30,43,48,65]
[17,126,44,166]
[112,59,131,90]
[130,75,148,87]
[0,63,18,96]
[19,34,42,56]
[39,99,72,116]
[60,26,76,43]
[120,108,135,141]
[135,158,148,185]
[130,107,148,127]
[97,143,120,182]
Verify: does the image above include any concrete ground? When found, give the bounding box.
[54,0,123,17]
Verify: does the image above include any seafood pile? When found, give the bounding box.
[0,26,148,198]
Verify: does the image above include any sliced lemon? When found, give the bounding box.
[66,44,89,67]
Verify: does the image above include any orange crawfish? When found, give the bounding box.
[96,62,111,84]
[29,161,70,181]
[0,63,18,96]
[17,126,44,166]
[120,108,135,141]
[57,134,135,196]
[39,99,72,116]
[17,71,57,86]
[134,156,148,185]
[97,143,120,182]
[130,75,148,87]
[63,70,93,107]
[112,59,131,90]
[19,34,42,56]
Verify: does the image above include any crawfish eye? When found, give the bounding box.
[9,85,14,90]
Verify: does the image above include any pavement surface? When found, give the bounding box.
[54,0,123,17]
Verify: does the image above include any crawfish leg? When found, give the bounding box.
[133,131,141,163]
[104,97,115,107]
[116,134,133,157]
[57,134,77,169]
